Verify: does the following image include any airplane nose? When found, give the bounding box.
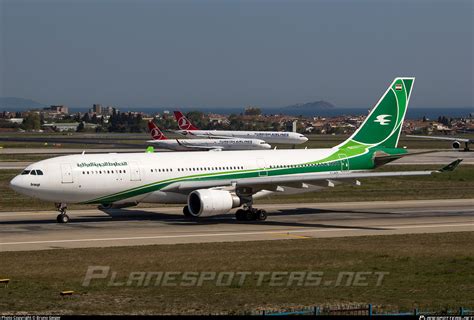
[302,136,309,142]
[10,175,26,194]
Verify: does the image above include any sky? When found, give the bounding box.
[0,0,473,109]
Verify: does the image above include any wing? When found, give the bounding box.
[146,140,222,151]
[406,135,471,143]
[176,139,224,151]
[186,132,237,140]
[161,159,463,195]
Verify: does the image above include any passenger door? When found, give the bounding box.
[129,162,141,181]
[60,164,74,183]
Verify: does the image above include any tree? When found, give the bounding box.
[76,122,85,132]
[186,111,210,129]
[244,106,262,116]
[21,113,41,130]
[82,113,91,123]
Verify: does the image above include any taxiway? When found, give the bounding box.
[0,199,472,252]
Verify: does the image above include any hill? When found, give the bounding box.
[283,100,335,110]
[0,97,45,110]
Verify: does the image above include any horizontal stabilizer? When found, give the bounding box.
[439,159,463,172]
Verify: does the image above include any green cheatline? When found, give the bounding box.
[84,146,407,204]
[85,78,413,204]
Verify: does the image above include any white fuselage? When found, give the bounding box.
[147,138,271,151]
[177,130,308,145]
[10,148,333,204]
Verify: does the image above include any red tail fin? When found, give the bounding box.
[173,111,198,130]
[148,121,167,140]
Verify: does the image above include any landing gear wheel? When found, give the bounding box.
[183,205,192,218]
[56,214,70,224]
[256,209,267,221]
[245,210,256,221]
[235,209,246,221]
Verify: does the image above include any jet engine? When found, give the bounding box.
[187,189,241,217]
[452,141,461,149]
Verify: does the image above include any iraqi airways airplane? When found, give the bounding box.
[10,77,462,223]
[147,121,271,151]
[173,111,309,144]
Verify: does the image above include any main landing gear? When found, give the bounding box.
[235,207,267,221]
[55,203,69,223]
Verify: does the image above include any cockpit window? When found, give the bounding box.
[21,169,44,175]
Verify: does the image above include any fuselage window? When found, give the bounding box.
[87,171,90,174]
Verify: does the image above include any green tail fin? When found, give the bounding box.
[345,77,414,148]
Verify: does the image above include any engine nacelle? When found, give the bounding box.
[452,141,461,149]
[187,189,240,217]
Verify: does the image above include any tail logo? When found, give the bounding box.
[374,114,392,126]
[151,128,162,139]
[179,117,192,130]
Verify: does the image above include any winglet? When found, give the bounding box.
[439,159,463,172]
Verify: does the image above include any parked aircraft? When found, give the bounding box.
[147,121,271,151]
[173,111,308,145]
[406,135,473,151]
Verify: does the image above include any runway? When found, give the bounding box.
[0,199,472,252]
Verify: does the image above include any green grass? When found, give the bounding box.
[1,165,473,211]
[0,232,472,314]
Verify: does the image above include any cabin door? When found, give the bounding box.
[60,164,74,183]
[129,162,142,181]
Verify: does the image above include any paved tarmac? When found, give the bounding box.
[0,199,472,252]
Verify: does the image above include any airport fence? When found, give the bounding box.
[258,304,473,316]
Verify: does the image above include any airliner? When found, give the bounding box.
[406,135,473,151]
[173,111,309,145]
[147,121,271,151]
[10,77,462,223]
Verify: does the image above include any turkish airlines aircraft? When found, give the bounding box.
[147,121,271,151]
[173,111,309,144]
[10,78,462,224]
[406,135,473,151]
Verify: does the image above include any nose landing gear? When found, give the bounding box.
[55,203,70,223]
